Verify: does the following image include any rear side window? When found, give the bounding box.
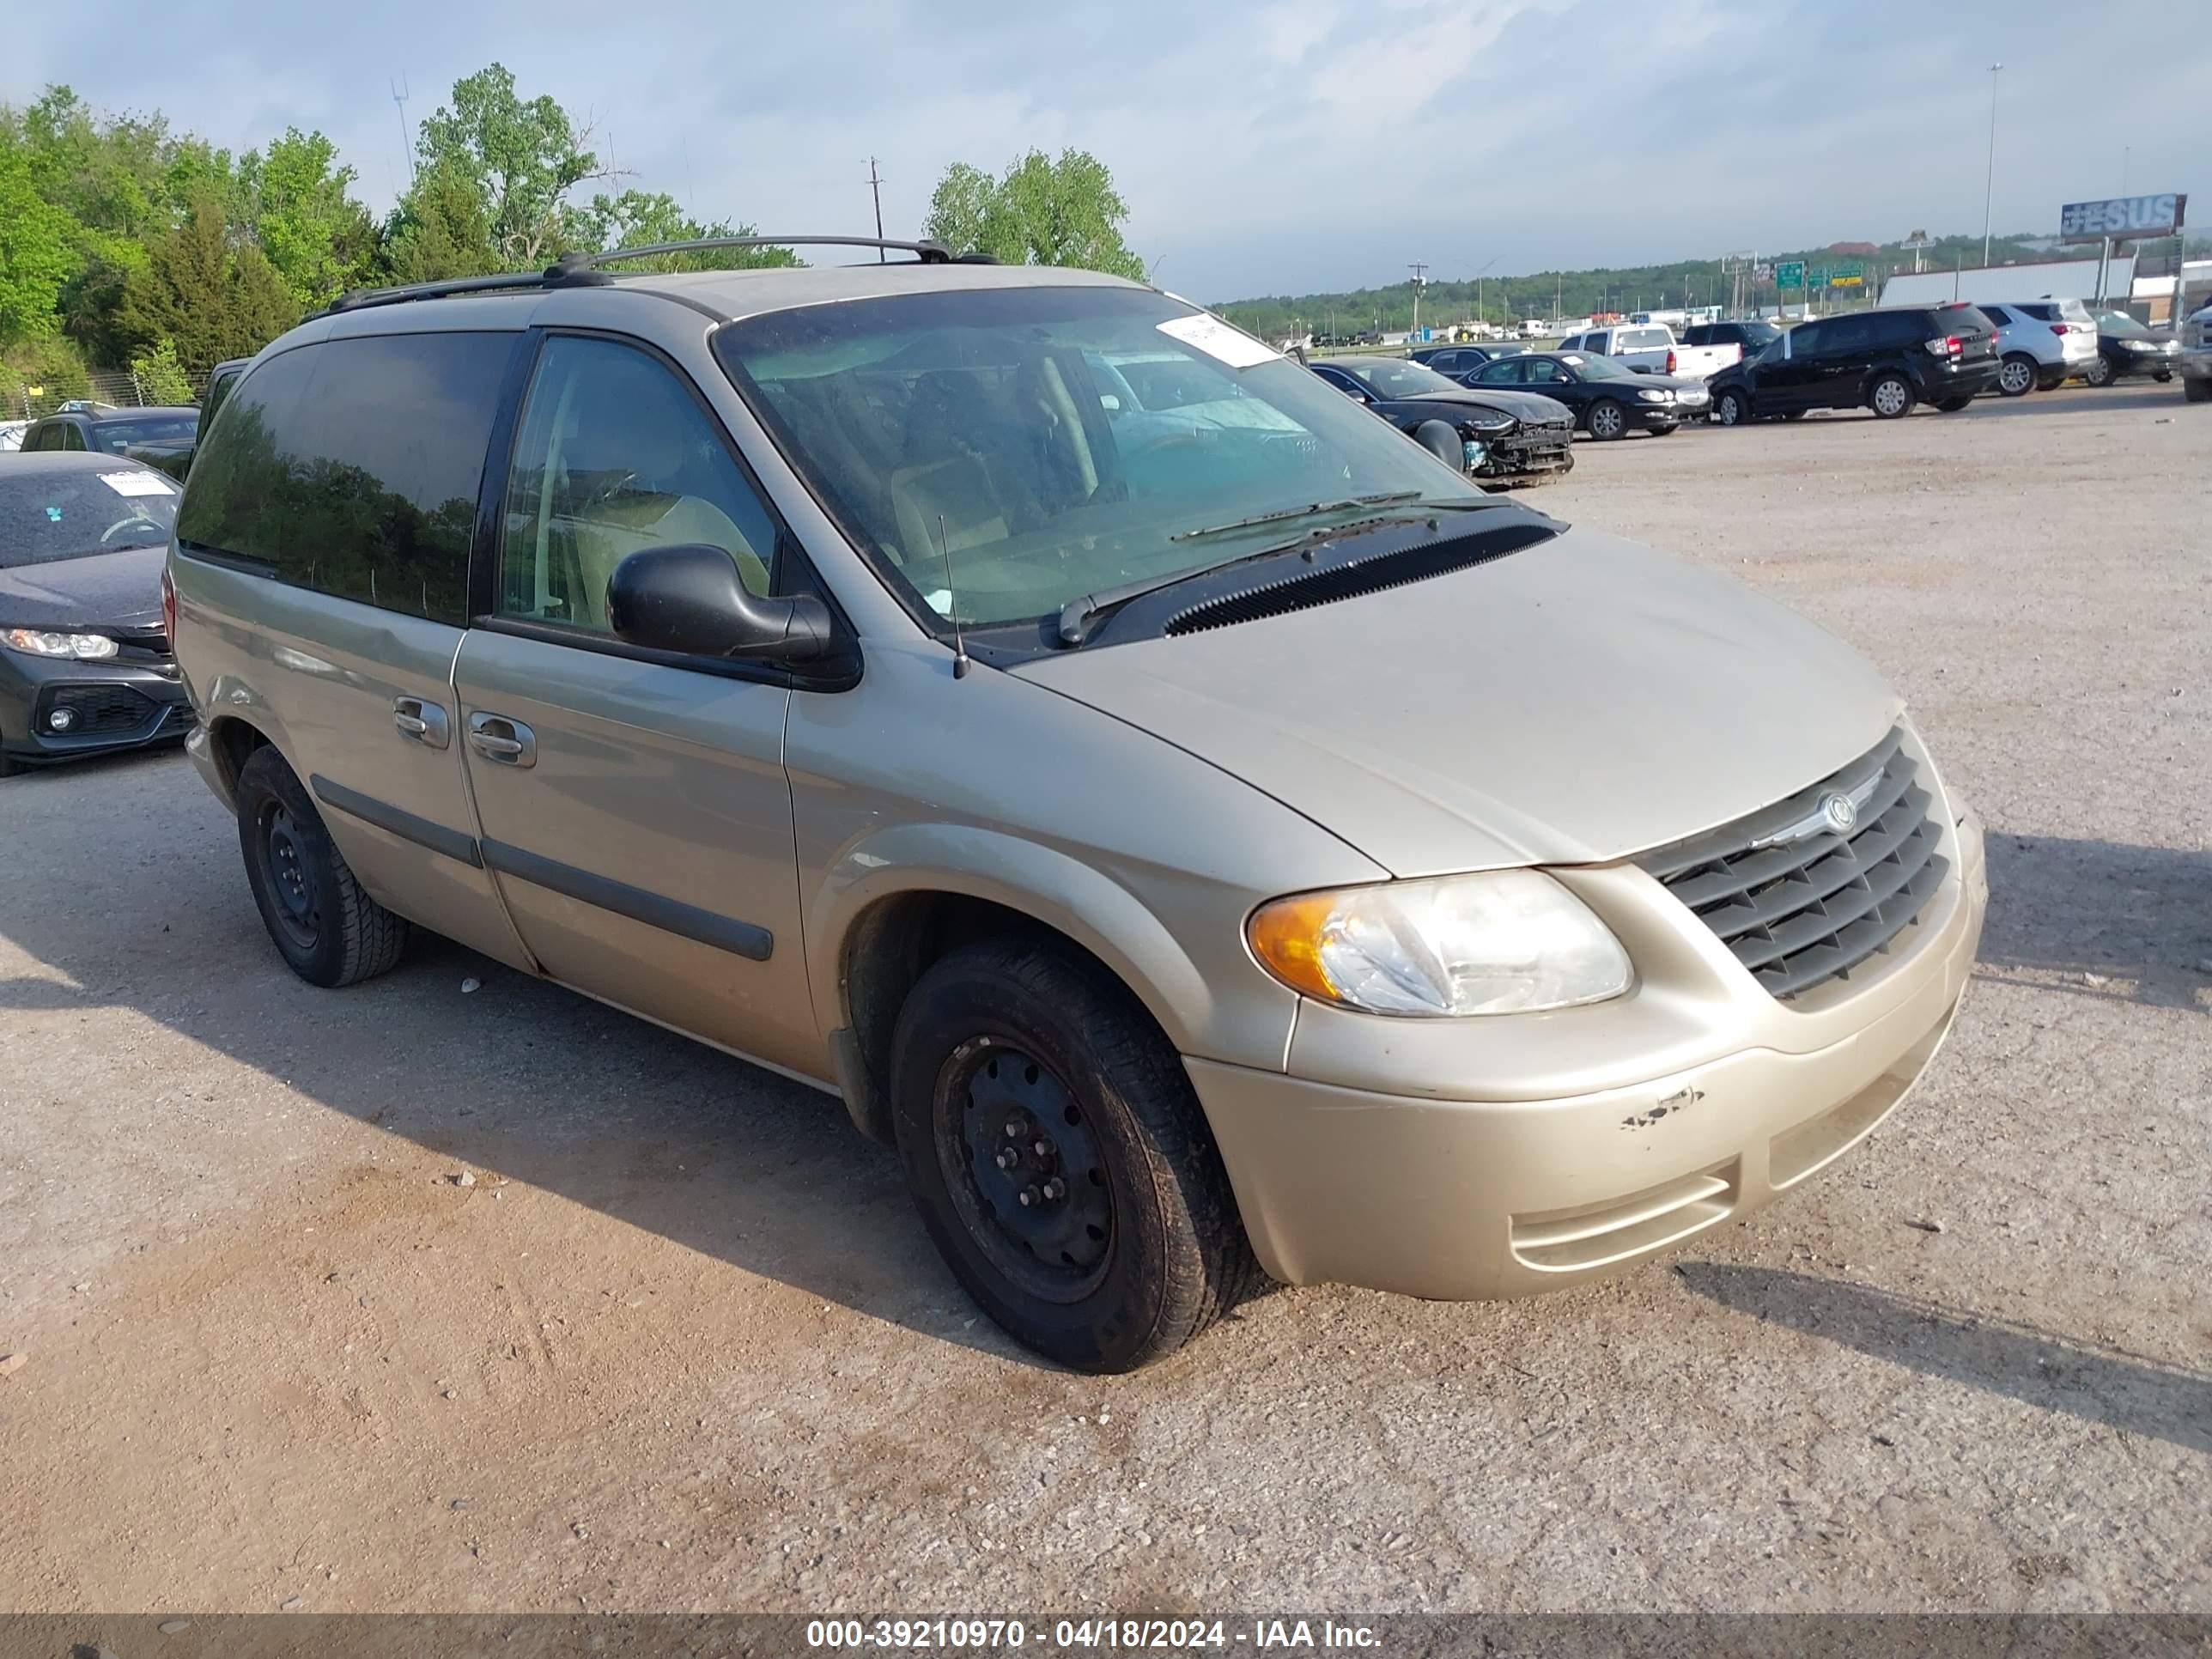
[178,332,512,624]
[1624,328,1669,352]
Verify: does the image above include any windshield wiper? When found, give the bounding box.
[1168,490,1496,543]
[1058,501,1498,646]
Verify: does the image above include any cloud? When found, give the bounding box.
[7,0,2204,301]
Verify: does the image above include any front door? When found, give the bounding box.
[1757,321,1826,410]
[452,332,821,1079]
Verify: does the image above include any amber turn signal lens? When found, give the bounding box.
[1246,891,1343,1002]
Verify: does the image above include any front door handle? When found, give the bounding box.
[392,696,450,750]
[467,712,537,768]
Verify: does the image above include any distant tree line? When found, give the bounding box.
[0,64,800,403]
[1215,231,2132,341]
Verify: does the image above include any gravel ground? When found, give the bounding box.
[1,382,2206,1615]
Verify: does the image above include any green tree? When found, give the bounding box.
[225,242,300,356]
[129,336,193,404]
[921,149,1145,278]
[0,137,76,343]
[116,192,298,372]
[377,160,501,283]
[413,64,601,266]
[580,190,799,271]
[238,128,375,309]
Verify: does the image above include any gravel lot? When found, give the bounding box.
[2,383,2206,1616]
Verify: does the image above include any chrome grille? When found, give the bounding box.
[1639,728,1948,1001]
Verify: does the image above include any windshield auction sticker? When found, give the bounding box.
[99,471,177,496]
[1157,313,1281,369]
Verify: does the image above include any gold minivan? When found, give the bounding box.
[169,241,1987,1370]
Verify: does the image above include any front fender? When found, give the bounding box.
[809,822,1248,1064]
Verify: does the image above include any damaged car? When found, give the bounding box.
[1307,356,1576,488]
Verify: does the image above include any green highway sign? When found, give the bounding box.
[1776,260,1805,287]
[1807,266,1830,286]
[1829,261,1865,287]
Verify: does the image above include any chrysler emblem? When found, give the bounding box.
[1821,791,1858,835]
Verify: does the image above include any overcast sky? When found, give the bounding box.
[10,0,2204,302]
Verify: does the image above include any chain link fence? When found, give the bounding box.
[5,368,216,422]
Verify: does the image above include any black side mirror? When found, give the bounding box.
[606,544,833,665]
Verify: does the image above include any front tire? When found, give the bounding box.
[1869,373,1915,418]
[1997,354,2037,397]
[890,938,1258,1372]
[1586,398,1627,440]
[234,746,409,988]
[1715,388,1750,427]
[1933,396,1973,412]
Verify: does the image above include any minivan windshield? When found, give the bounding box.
[714,287,1495,632]
[0,465,180,566]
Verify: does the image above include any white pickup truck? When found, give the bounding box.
[1554,323,1739,379]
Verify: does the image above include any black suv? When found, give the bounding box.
[1706,306,2002,424]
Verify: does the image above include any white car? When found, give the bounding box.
[1976,299,2100,396]
[1555,324,1737,380]
[0,420,29,453]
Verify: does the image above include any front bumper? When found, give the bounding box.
[0,652,191,767]
[2109,344,2181,378]
[2180,347,2212,384]
[1475,426,1576,484]
[1190,804,1988,1301]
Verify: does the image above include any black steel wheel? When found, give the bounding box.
[234,745,409,988]
[938,1040,1116,1299]
[891,937,1259,1371]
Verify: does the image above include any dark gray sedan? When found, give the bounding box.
[0,453,189,776]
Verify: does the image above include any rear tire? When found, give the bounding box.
[2081,356,2114,388]
[1997,354,2037,397]
[890,937,1258,1372]
[1586,398,1627,440]
[234,746,409,988]
[1869,373,1915,418]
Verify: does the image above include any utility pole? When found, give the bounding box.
[1981,63,2003,267]
[868,157,886,262]
[1408,262,1428,338]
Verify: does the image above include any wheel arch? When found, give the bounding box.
[812,828,1225,1145]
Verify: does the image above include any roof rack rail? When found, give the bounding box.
[316,235,971,319]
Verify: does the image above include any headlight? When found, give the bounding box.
[1638,388,1669,402]
[1247,871,1633,1018]
[3,628,118,660]
[2122,339,2151,351]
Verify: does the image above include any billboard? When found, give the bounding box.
[2059,192,2186,243]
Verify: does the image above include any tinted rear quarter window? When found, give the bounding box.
[178,332,513,624]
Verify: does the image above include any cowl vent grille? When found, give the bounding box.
[1161,519,1558,636]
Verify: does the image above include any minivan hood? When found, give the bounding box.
[1014,523,1901,877]
[0,545,167,630]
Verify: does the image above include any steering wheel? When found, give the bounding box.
[100,513,165,544]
